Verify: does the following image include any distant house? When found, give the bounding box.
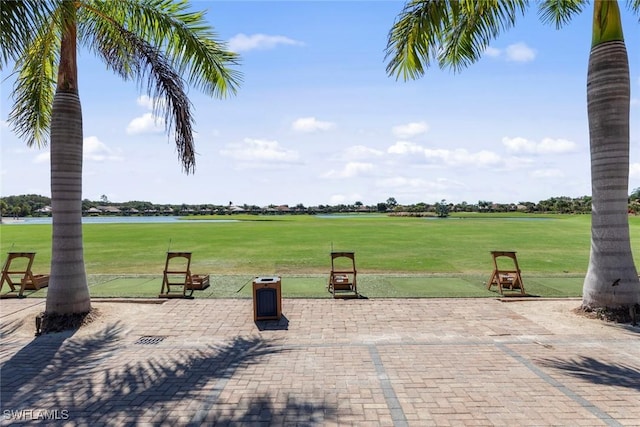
[228,205,245,213]
[86,207,101,215]
[85,206,122,215]
[97,205,121,214]
[36,205,52,214]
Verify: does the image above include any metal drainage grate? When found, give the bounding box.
[135,336,166,345]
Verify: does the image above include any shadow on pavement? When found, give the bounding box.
[0,322,336,425]
[537,355,640,392]
[1,322,122,408]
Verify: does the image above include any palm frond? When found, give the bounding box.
[385,0,451,80]
[8,3,61,147]
[77,3,135,78]
[76,0,243,172]
[442,0,529,72]
[80,10,196,172]
[95,0,241,98]
[627,0,640,22]
[386,0,530,79]
[538,0,587,29]
[7,0,239,167]
[0,0,52,68]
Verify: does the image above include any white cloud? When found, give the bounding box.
[291,117,335,133]
[531,169,565,178]
[126,113,165,135]
[423,148,502,167]
[388,140,502,167]
[537,137,578,154]
[505,42,536,62]
[485,43,536,62]
[34,152,50,164]
[220,138,299,163]
[136,95,155,110]
[387,141,425,155]
[342,162,374,177]
[377,176,445,190]
[32,136,122,164]
[392,121,429,139]
[630,163,640,178]
[228,33,304,52]
[343,145,384,159]
[322,162,374,179]
[502,136,577,154]
[484,46,501,58]
[84,136,123,162]
[502,136,534,153]
[136,95,166,110]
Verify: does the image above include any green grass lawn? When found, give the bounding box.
[3,213,639,298]
[16,272,584,299]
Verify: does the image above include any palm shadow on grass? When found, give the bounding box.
[537,356,640,392]
[0,321,336,425]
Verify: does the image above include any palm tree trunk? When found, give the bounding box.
[45,9,90,315]
[45,91,91,314]
[582,40,640,308]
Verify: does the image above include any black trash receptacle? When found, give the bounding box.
[252,276,282,321]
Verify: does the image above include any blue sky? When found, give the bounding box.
[1,1,639,207]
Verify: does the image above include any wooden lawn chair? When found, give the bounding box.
[158,251,210,298]
[0,252,49,298]
[328,251,358,298]
[159,252,195,298]
[487,251,526,295]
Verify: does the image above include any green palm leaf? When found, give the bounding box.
[3,0,241,318]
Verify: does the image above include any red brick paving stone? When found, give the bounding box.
[509,341,640,425]
[1,297,639,426]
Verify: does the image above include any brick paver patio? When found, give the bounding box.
[1,297,639,426]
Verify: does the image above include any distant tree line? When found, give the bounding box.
[1,194,52,218]
[2,190,640,218]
